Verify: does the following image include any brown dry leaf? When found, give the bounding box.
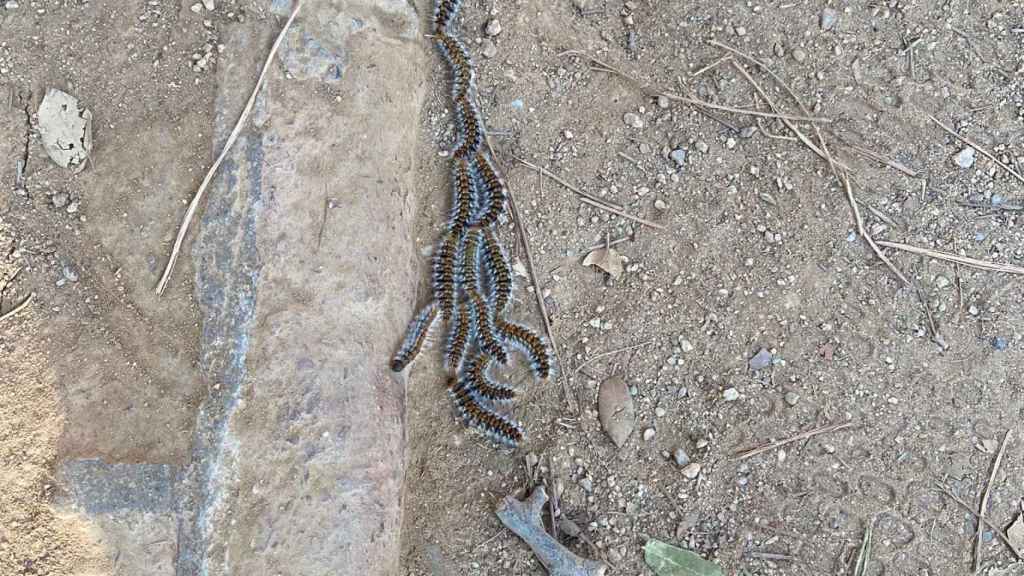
[1008,514,1024,553]
[583,246,624,279]
[598,375,634,447]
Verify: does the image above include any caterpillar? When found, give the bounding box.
[445,300,473,372]
[433,0,462,34]
[460,226,482,291]
[451,94,484,159]
[448,157,476,234]
[480,228,513,315]
[466,287,508,364]
[435,33,475,100]
[464,351,515,402]
[390,301,439,372]
[496,319,553,381]
[432,228,462,323]
[470,151,506,228]
[447,375,524,446]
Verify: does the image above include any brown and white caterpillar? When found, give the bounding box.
[390,301,439,372]
[447,375,524,446]
[496,319,552,382]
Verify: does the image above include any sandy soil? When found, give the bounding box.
[2,0,1024,575]
[401,1,1024,575]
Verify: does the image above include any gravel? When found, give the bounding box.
[723,388,740,402]
[820,8,839,31]
[784,391,800,406]
[485,19,502,36]
[480,39,497,59]
[623,112,643,129]
[643,427,656,442]
[670,148,687,166]
[52,192,69,208]
[954,147,976,168]
[748,348,772,370]
[673,447,689,467]
[681,463,701,479]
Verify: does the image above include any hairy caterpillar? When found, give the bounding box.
[448,157,476,234]
[466,287,508,364]
[433,0,462,33]
[432,229,462,323]
[464,351,515,402]
[390,301,439,372]
[445,300,473,372]
[480,228,513,315]
[496,319,552,381]
[447,375,524,446]
[471,151,506,228]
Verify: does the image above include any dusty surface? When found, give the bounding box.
[401,1,1024,575]
[2,0,422,574]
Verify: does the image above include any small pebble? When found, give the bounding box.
[954,147,976,169]
[695,141,709,153]
[784,391,800,406]
[52,192,69,208]
[681,463,701,479]
[4,0,19,8]
[819,7,838,31]
[654,198,668,211]
[62,266,79,282]
[657,94,670,109]
[723,387,740,402]
[579,476,593,493]
[67,201,79,214]
[992,337,1008,351]
[654,406,666,418]
[695,438,708,449]
[934,275,951,289]
[734,26,747,36]
[480,38,497,59]
[484,18,502,36]
[792,48,807,63]
[678,339,694,353]
[643,427,656,442]
[749,348,772,370]
[201,0,214,9]
[673,447,689,467]
[669,148,687,167]
[190,2,203,13]
[623,112,643,129]
[725,137,737,149]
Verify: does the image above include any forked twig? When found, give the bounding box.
[935,484,1023,562]
[734,421,854,460]
[156,1,304,295]
[496,486,608,576]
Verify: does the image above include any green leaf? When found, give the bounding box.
[643,539,723,576]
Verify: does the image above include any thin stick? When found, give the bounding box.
[927,114,1024,187]
[935,484,1023,561]
[853,520,873,576]
[746,551,796,562]
[656,92,831,123]
[974,429,1011,572]
[495,147,576,414]
[734,421,854,460]
[0,293,34,324]
[155,0,304,295]
[691,56,732,77]
[513,157,665,230]
[875,240,1024,275]
[842,174,912,286]
[572,340,655,376]
[844,144,918,177]
[957,200,1024,212]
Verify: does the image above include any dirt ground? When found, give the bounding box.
[401,1,1024,575]
[2,0,1024,575]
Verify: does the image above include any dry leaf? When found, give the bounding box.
[643,538,723,576]
[598,375,634,448]
[583,246,624,279]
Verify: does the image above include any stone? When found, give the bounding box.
[792,48,807,62]
[723,388,740,402]
[681,463,701,479]
[657,94,670,109]
[480,38,497,59]
[934,275,951,289]
[749,348,772,370]
[190,2,203,13]
[37,89,93,168]
[485,18,502,36]
[954,147,976,169]
[820,7,839,31]
[654,406,666,418]
[669,148,687,166]
[784,391,800,406]
[642,427,656,442]
[672,447,689,467]
[623,112,643,129]
[52,192,69,208]
[678,338,694,353]
[201,0,215,9]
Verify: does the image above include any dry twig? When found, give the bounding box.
[572,340,655,376]
[875,240,1024,275]
[156,0,303,295]
[0,293,34,324]
[974,429,1012,572]
[842,174,912,286]
[513,157,665,230]
[656,92,831,123]
[927,114,1024,187]
[935,484,1023,562]
[734,421,854,460]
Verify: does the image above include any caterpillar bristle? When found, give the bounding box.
[447,375,524,446]
[496,319,552,381]
[452,95,484,159]
[435,33,475,100]
[390,301,439,372]
[448,158,476,234]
